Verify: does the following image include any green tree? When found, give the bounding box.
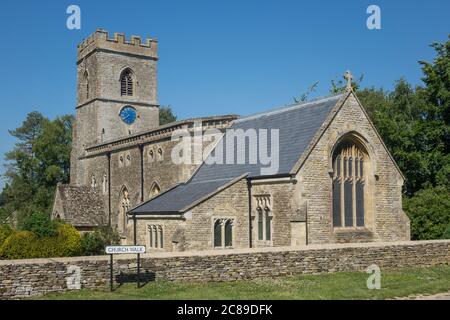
[159,105,177,125]
[0,113,73,225]
[404,186,450,240]
[18,211,58,238]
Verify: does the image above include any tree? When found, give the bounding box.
[293,81,319,103]
[330,74,364,94]
[403,186,450,240]
[0,113,73,225]
[159,105,177,125]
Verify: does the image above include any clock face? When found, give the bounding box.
[119,106,137,125]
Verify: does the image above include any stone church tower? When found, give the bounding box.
[71,29,159,185]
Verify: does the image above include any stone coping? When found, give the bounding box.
[1,240,449,266]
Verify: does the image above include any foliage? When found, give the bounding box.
[18,211,58,237]
[330,73,364,94]
[0,224,81,259]
[403,186,450,240]
[0,113,73,226]
[0,224,13,246]
[443,225,450,239]
[81,227,121,256]
[159,105,177,125]
[293,81,319,103]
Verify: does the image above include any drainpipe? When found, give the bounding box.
[139,144,144,203]
[107,152,112,226]
[133,213,137,245]
[247,179,253,248]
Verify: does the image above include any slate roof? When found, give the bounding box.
[130,94,344,215]
[54,184,107,227]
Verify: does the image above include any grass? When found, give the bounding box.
[35,265,450,300]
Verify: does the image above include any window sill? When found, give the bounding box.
[333,227,371,233]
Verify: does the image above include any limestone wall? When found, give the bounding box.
[298,93,410,244]
[1,240,449,299]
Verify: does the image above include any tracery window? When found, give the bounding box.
[332,140,367,228]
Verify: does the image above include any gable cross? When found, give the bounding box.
[344,70,353,91]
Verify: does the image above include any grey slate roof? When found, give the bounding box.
[130,94,343,215]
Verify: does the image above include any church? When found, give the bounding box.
[52,29,410,252]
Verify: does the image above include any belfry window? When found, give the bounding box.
[332,140,367,228]
[120,69,133,96]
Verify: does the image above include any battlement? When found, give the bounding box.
[77,28,158,61]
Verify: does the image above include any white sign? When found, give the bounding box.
[105,246,146,254]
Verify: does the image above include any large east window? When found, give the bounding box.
[332,140,367,228]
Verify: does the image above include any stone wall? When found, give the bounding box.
[1,240,449,299]
[298,93,410,244]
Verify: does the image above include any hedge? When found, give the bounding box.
[0,224,81,259]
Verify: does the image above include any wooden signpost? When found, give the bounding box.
[105,245,146,291]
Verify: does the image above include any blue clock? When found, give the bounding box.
[119,106,137,125]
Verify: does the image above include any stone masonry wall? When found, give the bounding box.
[299,93,410,244]
[1,240,449,299]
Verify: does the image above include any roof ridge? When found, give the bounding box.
[235,94,343,124]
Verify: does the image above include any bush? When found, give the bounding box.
[443,225,450,239]
[18,211,58,237]
[0,230,36,259]
[0,224,81,259]
[0,224,14,246]
[54,224,82,257]
[404,186,450,240]
[81,227,120,256]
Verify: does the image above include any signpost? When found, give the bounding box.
[105,245,146,291]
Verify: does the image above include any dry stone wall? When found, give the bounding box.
[0,240,449,299]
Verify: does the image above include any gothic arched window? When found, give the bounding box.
[214,220,222,248]
[150,182,161,198]
[332,139,367,228]
[214,218,234,248]
[120,69,133,96]
[119,187,131,235]
[83,71,89,100]
[255,195,272,242]
[102,172,108,195]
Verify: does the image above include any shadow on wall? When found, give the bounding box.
[115,270,155,289]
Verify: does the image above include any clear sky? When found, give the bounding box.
[0,0,449,189]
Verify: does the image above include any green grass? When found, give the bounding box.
[35,265,450,300]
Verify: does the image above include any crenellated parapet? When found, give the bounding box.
[77,28,158,62]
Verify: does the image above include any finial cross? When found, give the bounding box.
[344,70,353,91]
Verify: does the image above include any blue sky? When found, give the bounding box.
[0,0,449,189]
